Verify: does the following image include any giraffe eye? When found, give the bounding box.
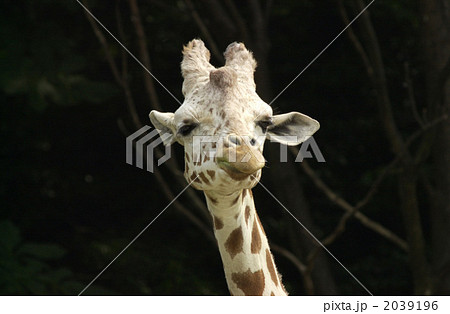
[178,124,197,136]
[257,119,273,133]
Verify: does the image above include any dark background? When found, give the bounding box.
[1,0,449,295]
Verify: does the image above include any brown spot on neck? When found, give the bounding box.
[206,170,216,180]
[190,171,201,183]
[185,152,190,162]
[213,215,224,230]
[244,205,251,225]
[198,172,210,185]
[224,226,244,259]
[251,217,262,254]
[231,269,265,296]
[266,249,279,287]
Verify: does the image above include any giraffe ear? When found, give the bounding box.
[267,112,320,146]
[149,111,176,145]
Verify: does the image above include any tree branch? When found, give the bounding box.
[344,2,432,293]
[296,114,446,255]
[223,0,251,43]
[184,0,223,62]
[271,243,314,295]
[404,62,425,128]
[305,156,406,268]
[201,0,237,39]
[355,0,409,159]
[153,167,216,244]
[82,0,142,127]
[434,55,450,109]
[82,1,121,86]
[127,0,162,111]
[249,0,269,54]
[337,0,373,78]
[299,157,408,251]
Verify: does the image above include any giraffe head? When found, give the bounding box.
[150,39,319,193]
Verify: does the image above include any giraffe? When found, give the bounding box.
[149,39,319,296]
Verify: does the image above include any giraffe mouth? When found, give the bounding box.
[218,159,245,173]
[217,157,263,180]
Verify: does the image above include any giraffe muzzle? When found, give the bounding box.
[217,135,265,179]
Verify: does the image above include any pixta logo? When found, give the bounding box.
[126,126,325,173]
[126,126,171,173]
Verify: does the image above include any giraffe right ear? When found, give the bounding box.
[149,111,176,146]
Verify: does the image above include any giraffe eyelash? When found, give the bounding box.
[256,119,273,133]
[178,123,198,136]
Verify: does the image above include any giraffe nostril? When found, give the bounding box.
[228,135,241,146]
[249,138,257,146]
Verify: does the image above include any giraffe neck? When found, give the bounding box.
[205,189,287,296]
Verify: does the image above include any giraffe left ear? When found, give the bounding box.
[149,110,176,145]
[267,112,320,146]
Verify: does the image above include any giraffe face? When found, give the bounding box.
[150,39,320,193]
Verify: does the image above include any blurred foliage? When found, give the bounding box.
[0,220,81,294]
[0,1,117,111]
